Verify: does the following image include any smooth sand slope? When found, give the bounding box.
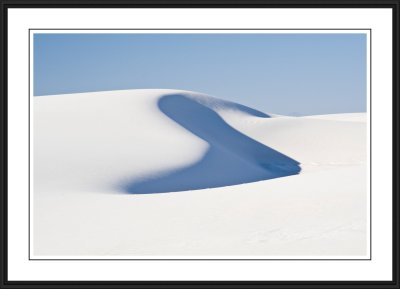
[33,89,367,257]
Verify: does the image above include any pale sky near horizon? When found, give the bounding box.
[34,33,367,116]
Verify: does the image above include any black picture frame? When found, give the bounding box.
[0,0,399,288]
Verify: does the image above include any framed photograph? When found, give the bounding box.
[1,0,399,288]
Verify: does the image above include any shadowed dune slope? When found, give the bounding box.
[125,94,301,194]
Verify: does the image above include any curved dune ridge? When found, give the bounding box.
[124,93,301,194]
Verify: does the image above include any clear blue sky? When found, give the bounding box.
[34,33,367,116]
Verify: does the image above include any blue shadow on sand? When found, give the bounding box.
[124,94,300,194]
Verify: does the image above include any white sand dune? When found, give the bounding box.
[33,89,367,257]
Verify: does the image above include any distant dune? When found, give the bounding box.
[33,89,367,258]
